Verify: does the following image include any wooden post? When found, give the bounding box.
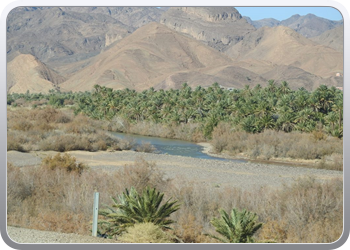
[92,192,99,237]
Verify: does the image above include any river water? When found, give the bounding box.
[111,132,246,163]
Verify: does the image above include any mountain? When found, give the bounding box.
[261,65,341,90]
[244,16,280,28]
[7,54,65,93]
[310,25,343,52]
[6,7,164,76]
[243,13,343,38]
[155,65,267,90]
[6,7,343,93]
[280,14,343,38]
[225,26,343,78]
[160,7,256,51]
[59,7,165,28]
[60,22,243,92]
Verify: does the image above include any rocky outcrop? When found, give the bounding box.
[160,7,256,51]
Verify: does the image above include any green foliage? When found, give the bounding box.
[8,82,343,138]
[98,187,180,237]
[208,208,263,243]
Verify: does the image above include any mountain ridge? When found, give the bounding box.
[6,7,343,93]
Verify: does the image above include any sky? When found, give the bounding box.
[235,7,343,21]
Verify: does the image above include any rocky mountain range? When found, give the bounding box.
[6,6,343,93]
[244,13,343,37]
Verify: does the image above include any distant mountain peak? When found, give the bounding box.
[176,7,242,22]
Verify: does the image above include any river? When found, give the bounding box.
[111,132,246,163]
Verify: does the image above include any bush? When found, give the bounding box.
[7,135,27,152]
[41,153,88,175]
[11,119,33,131]
[99,187,180,237]
[118,223,175,243]
[208,208,262,243]
[117,137,136,150]
[115,157,169,193]
[135,142,157,153]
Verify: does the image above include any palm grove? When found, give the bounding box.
[69,81,343,138]
[8,81,343,139]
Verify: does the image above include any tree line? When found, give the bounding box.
[7,81,343,138]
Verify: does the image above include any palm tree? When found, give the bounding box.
[208,208,262,243]
[331,95,343,129]
[99,187,180,236]
[325,112,338,131]
[241,115,258,133]
[279,81,291,95]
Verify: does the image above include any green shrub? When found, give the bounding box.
[99,187,180,237]
[208,208,262,243]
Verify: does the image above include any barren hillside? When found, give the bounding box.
[311,25,344,52]
[7,54,65,94]
[60,22,255,92]
[225,26,343,78]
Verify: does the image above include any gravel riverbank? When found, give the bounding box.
[7,150,342,191]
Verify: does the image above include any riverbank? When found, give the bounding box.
[7,150,342,191]
[197,142,338,169]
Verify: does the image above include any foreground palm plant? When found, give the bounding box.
[98,187,180,237]
[208,208,263,243]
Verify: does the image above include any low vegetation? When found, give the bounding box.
[7,107,139,152]
[118,223,175,243]
[7,158,343,243]
[41,153,88,175]
[211,124,343,170]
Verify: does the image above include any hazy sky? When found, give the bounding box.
[235,7,343,21]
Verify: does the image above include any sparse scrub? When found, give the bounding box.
[211,126,343,170]
[114,157,169,193]
[117,137,136,150]
[135,142,157,153]
[118,223,175,243]
[7,133,27,152]
[41,153,88,175]
[7,157,343,243]
[7,107,121,152]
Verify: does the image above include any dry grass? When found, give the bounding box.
[113,157,170,193]
[7,155,343,243]
[118,223,175,243]
[7,107,125,152]
[135,142,157,153]
[211,123,343,170]
[41,153,88,175]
